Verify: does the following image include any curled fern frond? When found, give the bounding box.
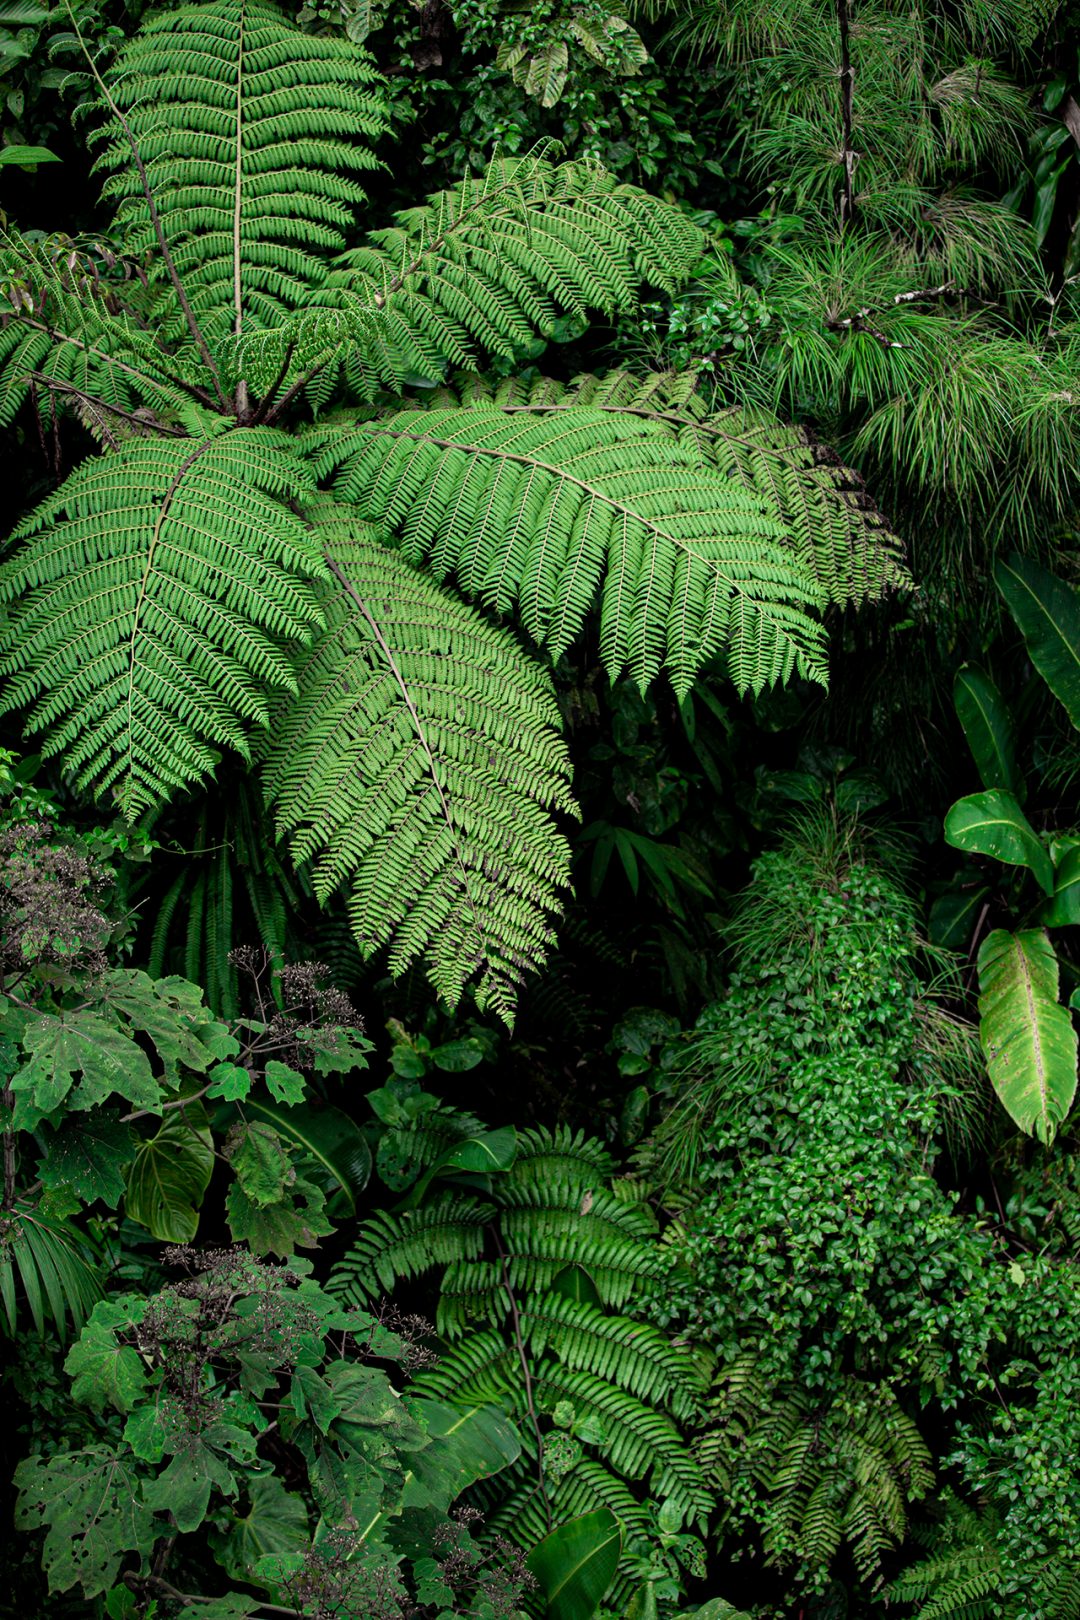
[259,524,575,1022]
[310,401,828,699]
[0,430,325,819]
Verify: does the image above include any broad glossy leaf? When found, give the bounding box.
[231,1095,372,1214]
[691,1604,752,1620]
[292,1365,344,1433]
[125,1107,214,1242]
[953,664,1023,797]
[65,1298,151,1413]
[142,1439,239,1532]
[207,1062,253,1101]
[13,1447,160,1597]
[101,969,217,1078]
[527,1507,622,1620]
[1037,845,1080,927]
[995,554,1080,730]
[928,883,990,950]
[977,927,1078,1142]
[944,790,1053,895]
[209,1474,309,1587]
[39,1108,135,1208]
[402,1399,522,1511]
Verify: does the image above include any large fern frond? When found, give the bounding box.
[258,521,574,1021]
[0,430,326,819]
[92,0,387,343]
[478,368,908,606]
[309,402,828,699]
[326,1199,491,1302]
[251,150,704,395]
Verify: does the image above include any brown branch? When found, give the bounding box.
[489,1222,553,1533]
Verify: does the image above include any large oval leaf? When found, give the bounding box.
[235,1095,372,1215]
[995,553,1080,730]
[124,1105,214,1241]
[527,1508,622,1620]
[944,790,1053,895]
[1036,844,1080,928]
[977,927,1078,1143]
[953,663,1023,798]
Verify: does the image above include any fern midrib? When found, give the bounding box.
[348,424,812,604]
[322,553,493,965]
[124,439,217,807]
[232,0,246,340]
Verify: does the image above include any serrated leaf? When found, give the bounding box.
[265,1060,306,1106]
[225,1095,372,1213]
[13,1448,160,1598]
[209,1474,309,1587]
[977,927,1079,1143]
[207,1062,253,1101]
[944,789,1053,895]
[225,1121,291,1206]
[39,1108,135,1208]
[11,1010,157,1128]
[125,1106,214,1242]
[65,1298,150,1413]
[226,1173,333,1259]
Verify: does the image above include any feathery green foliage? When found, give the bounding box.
[93,0,387,340]
[0,431,325,820]
[260,523,575,1022]
[330,1122,711,1582]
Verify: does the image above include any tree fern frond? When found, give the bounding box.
[258,523,575,1022]
[455,367,908,609]
[270,150,704,393]
[0,430,326,819]
[309,402,828,699]
[93,0,387,342]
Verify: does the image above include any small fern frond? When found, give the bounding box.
[518,1293,706,1419]
[511,1124,616,1186]
[266,150,704,392]
[258,522,575,1022]
[0,431,325,819]
[310,401,828,699]
[326,1200,491,1302]
[93,0,387,342]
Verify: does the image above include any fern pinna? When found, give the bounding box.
[0,0,903,1016]
[328,1122,712,1597]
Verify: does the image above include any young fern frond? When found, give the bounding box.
[92,0,387,343]
[259,525,575,1022]
[0,430,326,819]
[309,402,828,699]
